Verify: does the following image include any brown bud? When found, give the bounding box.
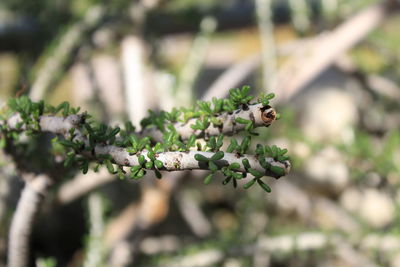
[260,106,276,126]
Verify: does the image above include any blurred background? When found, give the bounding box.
[1,0,400,266]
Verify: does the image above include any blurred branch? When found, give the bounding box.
[203,54,261,101]
[203,39,310,100]
[256,0,277,91]
[122,35,156,129]
[175,190,212,237]
[288,0,310,33]
[160,231,384,266]
[273,2,388,103]
[8,174,52,267]
[205,2,390,104]
[57,168,113,205]
[83,193,106,267]
[29,5,106,101]
[175,16,217,105]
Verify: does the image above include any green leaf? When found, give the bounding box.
[229,163,240,170]
[265,146,273,156]
[257,179,271,193]
[117,167,125,179]
[207,137,216,150]
[259,157,271,169]
[216,134,224,148]
[147,151,156,161]
[271,145,278,157]
[155,169,162,179]
[239,136,251,154]
[210,117,223,126]
[145,161,153,169]
[270,165,285,176]
[208,161,218,172]
[243,178,256,189]
[242,158,250,169]
[245,121,253,132]
[227,139,238,153]
[212,97,223,113]
[105,160,115,174]
[64,153,75,167]
[241,85,250,96]
[138,155,146,166]
[194,154,209,162]
[256,144,264,156]
[222,176,232,185]
[232,178,237,188]
[248,168,263,178]
[204,174,213,185]
[136,169,146,179]
[211,151,224,161]
[80,160,89,174]
[187,134,196,149]
[235,117,250,124]
[232,172,244,179]
[154,160,164,169]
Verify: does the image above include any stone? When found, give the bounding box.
[295,87,358,143]
[304,146,349,192]
[359,189,395,228]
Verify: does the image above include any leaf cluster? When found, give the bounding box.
[0,88,289,193]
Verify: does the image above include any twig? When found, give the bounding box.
[274,2,387,103]
[29,5,106,101]
[203,39,311,101]
[203,54,261,101]
[175,16,217,105]
[288,0,310,33]
[7,174,52,267]
[121,35,155,128]
[57,168,113,205]
[255,0,277,91]
[175,190,212,237]
[2,112,290,178]
[83,193,106,267]
[140,103,277,141]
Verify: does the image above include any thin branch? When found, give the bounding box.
[5,103,277,143]
[2,111,289,178]
[274,2,387,103]
[8,174,52,267]
[175,16,217,105]
[255,0,277,92]
[203,54,261,101]
[83,193,106,267]
[29,5,106,101]
[94,146,289,178]
[140,103,277,141]
[57,168,114,205]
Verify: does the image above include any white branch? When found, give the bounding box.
[140,103,277,142]
[8,174,52,267]
[2,105,288,178]
[96,146,289,178]
[57,168,114,205]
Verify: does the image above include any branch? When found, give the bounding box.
[2,109,289,179]
[29,5,106,101]
[140,103,277,142]
[8,174,52,267]
[274,2,388,103]
[57,168,114,205]
[96,146,289,177]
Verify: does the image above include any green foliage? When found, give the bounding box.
[0,88,289,193]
